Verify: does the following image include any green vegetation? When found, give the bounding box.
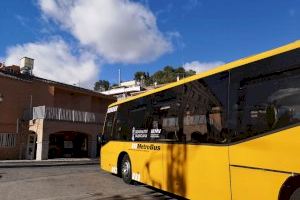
[94,66,196,91]
[94,80,110,91]
[151,66,195,85]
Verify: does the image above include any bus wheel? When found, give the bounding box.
[121,154,132,184]
[289,188,300,200]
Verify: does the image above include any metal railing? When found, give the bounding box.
[25,106,104,124]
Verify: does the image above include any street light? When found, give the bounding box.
[0,93,3,103]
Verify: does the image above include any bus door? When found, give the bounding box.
[127,100,164,188]
[161,73,231,199]
[161,113,231,199]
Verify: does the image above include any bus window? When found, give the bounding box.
[149,88,183,142]
[182,72,229,144]
[108,102,131,141]
[129,106,148,141]
[127,97,153,141]
[102,112,115,142]
[229,63,300,142]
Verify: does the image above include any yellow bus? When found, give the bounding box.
[100,41,300,200]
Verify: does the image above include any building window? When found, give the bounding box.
[0,133,16,147]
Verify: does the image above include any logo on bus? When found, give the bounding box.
[150,129,161,138]
[132,127,148,141]
[131,143,160,151]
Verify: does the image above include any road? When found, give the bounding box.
[0,165,180,200]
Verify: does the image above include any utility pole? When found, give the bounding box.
[118,69,121,86]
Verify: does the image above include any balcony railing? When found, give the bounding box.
[24,106,105,124]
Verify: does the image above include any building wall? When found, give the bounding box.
[53,87,113,114]
[0,134,28,160]
[91,96,112,114]
[0,74,115,160]
[0,77,55,132]
[54,88,91,111]
[0,77,54,159]
[0,77,32,133]
[31,83,54,107]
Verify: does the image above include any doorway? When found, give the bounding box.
[48,132,88,158]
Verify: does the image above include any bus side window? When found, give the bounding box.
[182,72,229,144]
[128,98,151,141]
[113,104,131,141]
[150,88,183,142]
[229,61,300,142]
[102,112,116,142]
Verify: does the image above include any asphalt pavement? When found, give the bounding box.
[0,164,180,200]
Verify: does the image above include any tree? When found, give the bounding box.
[185,69,196,77]
[134,71,153,86]
[134,71,146,82]
[95,66,196,91]
[152,70,165,84]
[144,72,153,86]
[151,66,196,85]
[175,67,185,74]
[94,80,110,91]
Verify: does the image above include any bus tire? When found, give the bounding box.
[279,176,300,200]
[121,154,132,184]
[289,188,300,200]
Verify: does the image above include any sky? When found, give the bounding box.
[0,0,300,89]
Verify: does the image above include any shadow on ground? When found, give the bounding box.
[88,182,188,200]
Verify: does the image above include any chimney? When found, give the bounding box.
[20,57,34,75]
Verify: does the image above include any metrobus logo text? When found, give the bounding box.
[131,143,160,151]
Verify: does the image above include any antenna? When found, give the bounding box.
[118,68,121,86]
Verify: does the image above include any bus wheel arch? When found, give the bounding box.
[117,152,133,184]
[278,175,300,200]
[117,152,128,176]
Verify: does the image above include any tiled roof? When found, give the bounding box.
[0,70,115,100]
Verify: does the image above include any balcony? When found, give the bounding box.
[24,106,105,124]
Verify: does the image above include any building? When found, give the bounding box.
[101,80,167,100]
[101,80,145,100]
[0,59,115,160]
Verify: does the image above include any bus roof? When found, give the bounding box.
[109,40,300,108]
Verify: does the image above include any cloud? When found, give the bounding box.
[5,39,99,88]
[183,61,224,73]
[38,0,172,64]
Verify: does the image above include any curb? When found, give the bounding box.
[0,160,99,168]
